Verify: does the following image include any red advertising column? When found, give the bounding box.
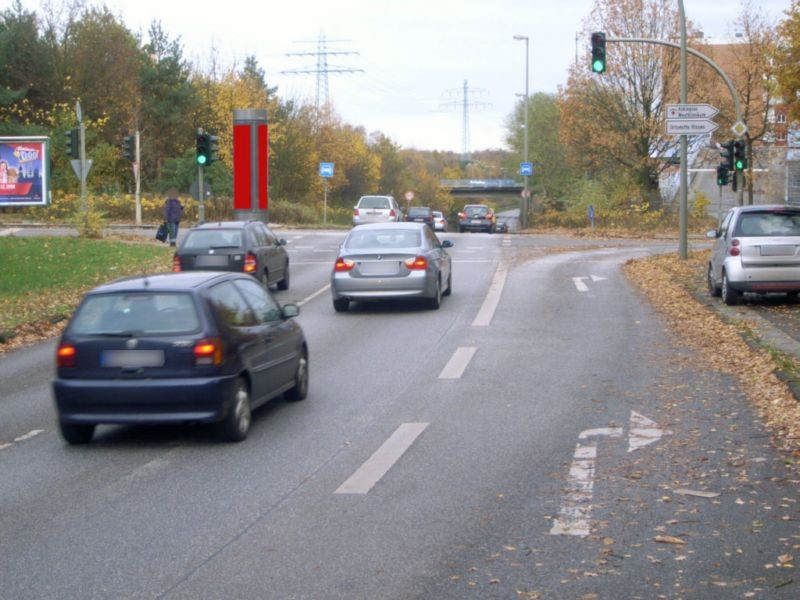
[232,108,269,222]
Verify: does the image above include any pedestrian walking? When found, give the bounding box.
[163,189,183,247]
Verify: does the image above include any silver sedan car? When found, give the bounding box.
[707,204,800,305]
[331,222,453,312]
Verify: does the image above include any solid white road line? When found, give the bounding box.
[438,347,478,379]
[14,429,45,443]
[298,284,331,307]
[472,263,508,327]
[335,423,429,495]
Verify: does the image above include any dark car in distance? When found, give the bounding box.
[53,271,309,444]
[458,204,496,233]
[173,221,290,291]
[405,206,435,228]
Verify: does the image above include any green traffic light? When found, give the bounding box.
[197,155,207,165]
[735,159,744,170]
[592,60,605,73]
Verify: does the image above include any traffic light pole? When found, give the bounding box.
[79,121,87,218]
[197,165,205,224]
[134,130,141,226]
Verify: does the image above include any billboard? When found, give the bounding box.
[0,136,49,206]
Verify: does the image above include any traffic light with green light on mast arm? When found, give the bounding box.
[591,32,606,73]
[196,132,210,166]
[122,135,134,161]
[208,134,219,164]
[719,140,735,171]
[734,140,747,171]
[716,164,729,186]
[65,128,78,158]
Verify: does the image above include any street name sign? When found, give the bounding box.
[666,119,719,135]
[666,103,719,120]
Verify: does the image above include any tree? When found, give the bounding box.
[775,0,800,123]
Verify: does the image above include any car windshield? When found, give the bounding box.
[69,292,200,335]
[358,197,391,209]
[465,206,489,216]
[344,229,421,249]
[735,211,800,237]
[183,229,243,249]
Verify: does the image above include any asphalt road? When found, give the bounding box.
[1,230,798,599]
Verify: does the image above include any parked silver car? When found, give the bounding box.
[352,195,402,226]
[331,222,453,312]
[707,204,800,305]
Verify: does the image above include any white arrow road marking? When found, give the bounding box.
[628,411,672,452]
[335,423,429,495]
[439,347,478,379]
[590,275,608,282]
[472,263,508,326]
[551,412,668,537]
[572,277,589,292]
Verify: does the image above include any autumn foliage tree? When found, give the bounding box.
[775,0,800,124]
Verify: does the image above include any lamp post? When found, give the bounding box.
[513,34,529,229]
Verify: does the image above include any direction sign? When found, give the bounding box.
[520,161,533,176]
[666,103,719,120]
[666,119,719,135]
[319,162,334,178]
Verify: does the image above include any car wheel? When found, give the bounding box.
[443,270,452,296]
[260,271,270,289]
[59,421,95,445]
[219,378,251,442]
[722,272,740,306]
[285,348,309,402]
[707,264,721,297]
[333,297,349,312]
[277,262,290,290]
[429,278,441,309]
[458,226,464,233]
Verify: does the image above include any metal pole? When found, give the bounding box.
[134,130,141,226]
[323,180,328,225]
[678,0,688,259]
[198,165,205,224]
[79,121,87,218]
[514,35,529,229]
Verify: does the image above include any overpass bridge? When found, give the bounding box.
[440,179,525,195]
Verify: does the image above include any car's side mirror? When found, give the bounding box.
[706,229,719,239]
[279,238,287,246]
[441,240,454,248]
[282,304,300,318]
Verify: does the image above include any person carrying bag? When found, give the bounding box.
[163,189,184,247]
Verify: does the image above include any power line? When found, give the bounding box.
[440,80,491,163]
[281,30,364,110]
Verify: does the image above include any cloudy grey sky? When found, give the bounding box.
[18,0,794,152]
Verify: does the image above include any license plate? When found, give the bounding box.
[471,219,482,224]
[102,350,165,368]
[359,261,400,275]
[195,255,229,267]
[761,245,797,257]
[414,218,425,222]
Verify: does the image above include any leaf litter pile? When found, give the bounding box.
[624,250,800,456]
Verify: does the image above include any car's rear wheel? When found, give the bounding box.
[333,297,349,312]
[722,272,740,306]
[260,271,270,289]
[285,348,309,402]
[429,278,442,309]
[707,264,721,297]
[59,421,95,445]
[219,378,251,442]
[277,262,290,290]
[443,271,452,296]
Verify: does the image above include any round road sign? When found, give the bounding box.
[405,191,414,201]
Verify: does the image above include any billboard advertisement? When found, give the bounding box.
[0,136,49,206]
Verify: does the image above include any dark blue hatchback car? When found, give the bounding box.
[53,271,308,444]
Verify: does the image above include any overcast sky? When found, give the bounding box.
[18,0,795,153]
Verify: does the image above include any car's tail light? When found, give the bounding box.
[486,213,494,220]
[353,208,360,216]
[194,338,223,366]
[243,253,257,273]
[56,343,77,368]
[334,258,355,272]
[404,256,428,270]
[458,212,466,219]
[389,209,397,218]
[729,238,741,257]
[172,255,182,272]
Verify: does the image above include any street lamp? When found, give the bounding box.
[513,34,529,229]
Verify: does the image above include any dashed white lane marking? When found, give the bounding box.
[0,429,46,451]
[335,423,429,495]
[298,284,331,307]
[572,277,589,292]
[472,263,508,327]
[550,427,623,537]
[438,347,478,379]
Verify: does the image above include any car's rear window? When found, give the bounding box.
[69,292,200,335]
[358,197,391,209]
[465,206,489,216]
[344,229,421,249]
[182,229,243,249]
[408,207,431,217]
[736,211,800,237]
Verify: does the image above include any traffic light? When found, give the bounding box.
[733,140,747,171]
[196,132,210,166]
[591,32,607,73]
[719,140,735,171]
[207,134,219,164]
[716,164,729,186]
[65,128,78,158]
[122,135,134,161]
